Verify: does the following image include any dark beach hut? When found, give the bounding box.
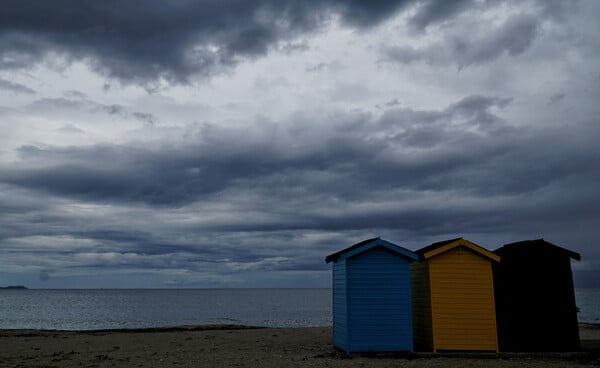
[411,237,500,352]
[493,239,581,352]
[325,237,418,353]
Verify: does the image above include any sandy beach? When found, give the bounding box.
[1,324,599,368]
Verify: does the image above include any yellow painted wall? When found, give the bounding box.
[429,247,498,351]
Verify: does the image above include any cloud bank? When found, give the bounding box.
[0,0,598,288]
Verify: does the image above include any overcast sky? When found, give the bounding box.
[1,0,599,288]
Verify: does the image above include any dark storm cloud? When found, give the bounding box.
[548,93,565,104]
[0,0,415,85]
[68,229,224,258]
[102,104,127,116]
[408,0,570,31]
[132,112,157,125]
[55,124,85,134]
[0,1,550,86]
[0,78,36,94]
[25,95,157,125]
[456,13,539,68]
[62,90,87,99]
[536,0,582,20]
[27,97,92,111]
[383,13,540,68]
[3,95,598,238]
[408,0,474,30]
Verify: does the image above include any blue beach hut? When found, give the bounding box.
[325,237,418,353]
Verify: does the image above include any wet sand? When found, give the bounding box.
[1,324,598,367]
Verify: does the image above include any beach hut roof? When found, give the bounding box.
[416,237,500,262]
[325,237,418,263]
[495,238,581,261]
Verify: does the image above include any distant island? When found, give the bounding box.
[0,285,28,289]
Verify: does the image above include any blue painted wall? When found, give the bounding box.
[332,260,348,350]
[330,240,416,353]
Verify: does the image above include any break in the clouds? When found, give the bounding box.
[0,0,599,288]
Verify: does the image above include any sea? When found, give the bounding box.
[0,288,598,330]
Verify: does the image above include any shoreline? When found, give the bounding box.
[0,324,268,334]
[2,322,598,333]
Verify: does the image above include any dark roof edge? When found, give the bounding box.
[325,237,379,263]
[498,238,581,261]
[415,237,463,256]
[325,237,417,263]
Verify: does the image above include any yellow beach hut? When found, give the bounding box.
[411,237,500,352]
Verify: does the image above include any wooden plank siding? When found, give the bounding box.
[346,247,413,352]
[428,247,498,352]
[332,260,348,351]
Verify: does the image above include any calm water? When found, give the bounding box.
[576,288,600,323]
[0,288,598,330]
[0,288,332,330]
